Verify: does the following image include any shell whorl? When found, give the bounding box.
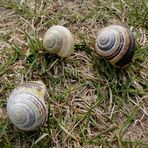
[7,81,48,131]
[43,25,74,57]
[95,25,135,67]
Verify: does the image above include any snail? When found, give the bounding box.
[95,25,135,67]
[43,25,74,57]
[7,81,48,131]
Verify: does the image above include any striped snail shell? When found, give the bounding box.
[7,81,48,131]
[43,25,74,57]
[95,25,135,67]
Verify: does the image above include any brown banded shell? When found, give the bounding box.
[43,25,74,57]
[7,81,48,131]
[95,25,135,67]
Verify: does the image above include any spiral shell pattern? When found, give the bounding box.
[7,81,48,131]
[95,25,135,67]
[43,25,74,57]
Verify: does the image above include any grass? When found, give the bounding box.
[0,0,148,147]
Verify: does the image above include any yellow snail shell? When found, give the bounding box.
[43,25,74,57]
[95,25,135,67]
[7,81,48,131]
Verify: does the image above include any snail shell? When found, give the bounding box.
[95,25,135,67]
[43,25,74,57]
[7,81,48,131]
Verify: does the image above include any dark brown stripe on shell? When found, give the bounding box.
[115,30,135,67]
[105,31,124,60]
